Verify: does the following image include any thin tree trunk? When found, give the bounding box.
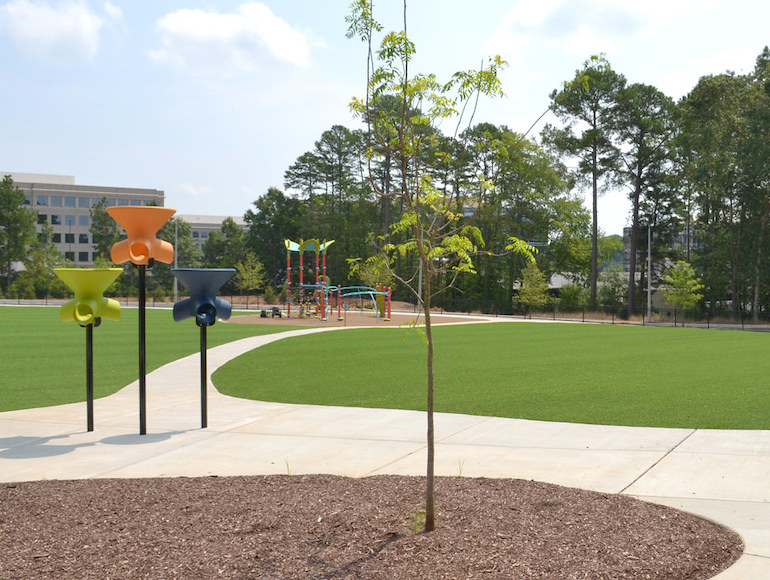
[4,260,12,295]
[730,201,746,315]
[627,191,640,317]
[753,204,769,323]
[383,153,391,239]
[422,271,435,532]
[590,141,598,310]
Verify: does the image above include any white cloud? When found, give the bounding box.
[485,0,649,62]
[148,2,311,76]
[0,0,108,64]
[484,0,734,100]
[620,0,719,30]
[102,0,121,21]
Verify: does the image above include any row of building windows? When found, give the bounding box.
[25,195,149,208]
[63,251,101,263]
[37,214,91,226]
[44,233,90,244]
[10,173,167,267]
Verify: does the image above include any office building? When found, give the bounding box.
[176,214,248,253]
[5,172,164,266]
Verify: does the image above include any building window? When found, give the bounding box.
[51,214,62,225]
[78,251,89,262]
[52,233,61,243]
[24,194,31,205]
[78,197,90,208]
[119,199,130,206]
[92,252,100,261]
[131,199,142,206]
[65,233,75,244]
[65,251,75,261]
[36,195,48,206]
[37,214,47,224]
[50,196,62,207]
[192,231,199,238]
[79,233,89,244]
[64,196,76,207]
[65,215,75,226]
[78,215,89,226]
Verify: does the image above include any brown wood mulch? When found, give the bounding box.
[226,300,478,329]
[0,474,742,579]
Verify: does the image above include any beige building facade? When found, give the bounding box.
[5,172,164,266]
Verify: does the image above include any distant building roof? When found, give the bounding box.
[3,172,75,185]
[177,214,246,227]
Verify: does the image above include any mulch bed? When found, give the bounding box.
[227,301,476,329]
[0,474,742,579]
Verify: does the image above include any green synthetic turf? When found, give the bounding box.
[213,321,770,429]
[0,306,306,411]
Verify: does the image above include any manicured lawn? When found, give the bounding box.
[0,306,307,411]
[214,322,770,429]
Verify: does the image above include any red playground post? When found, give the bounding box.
[284,239,335,320]
[286,247,291,317]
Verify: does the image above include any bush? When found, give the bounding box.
[151,286,166,304]
[559,284,589,310]
[9,277,35,299]
[598,265,626,308]
[263,285,277,305]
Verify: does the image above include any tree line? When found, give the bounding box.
[544,49,770,321]
[244,46,770,318]
[2,47,769,317]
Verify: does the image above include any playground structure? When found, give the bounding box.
[284,238,391,322]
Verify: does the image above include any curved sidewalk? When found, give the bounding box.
[1,326,768,578]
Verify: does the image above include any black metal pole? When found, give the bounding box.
[200,322,207,429]
[86,323,94,432]
[139,264,147,435]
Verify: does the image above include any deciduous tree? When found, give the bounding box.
[234,250,267,308]
[89,197,121,262]
[153,217,201,296]
[244,187,303,287]
[0,175,37,295]
[11,224,69,298]
[203,217,245,268]
[662,260,704,311]
[347,0,534,532]
[517,261,551,311]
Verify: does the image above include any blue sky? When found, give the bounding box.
[1,0,768,235]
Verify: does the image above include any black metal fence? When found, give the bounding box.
[427,297,770,332]
[6,297,770,332]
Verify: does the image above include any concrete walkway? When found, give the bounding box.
[1,326,769,578]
